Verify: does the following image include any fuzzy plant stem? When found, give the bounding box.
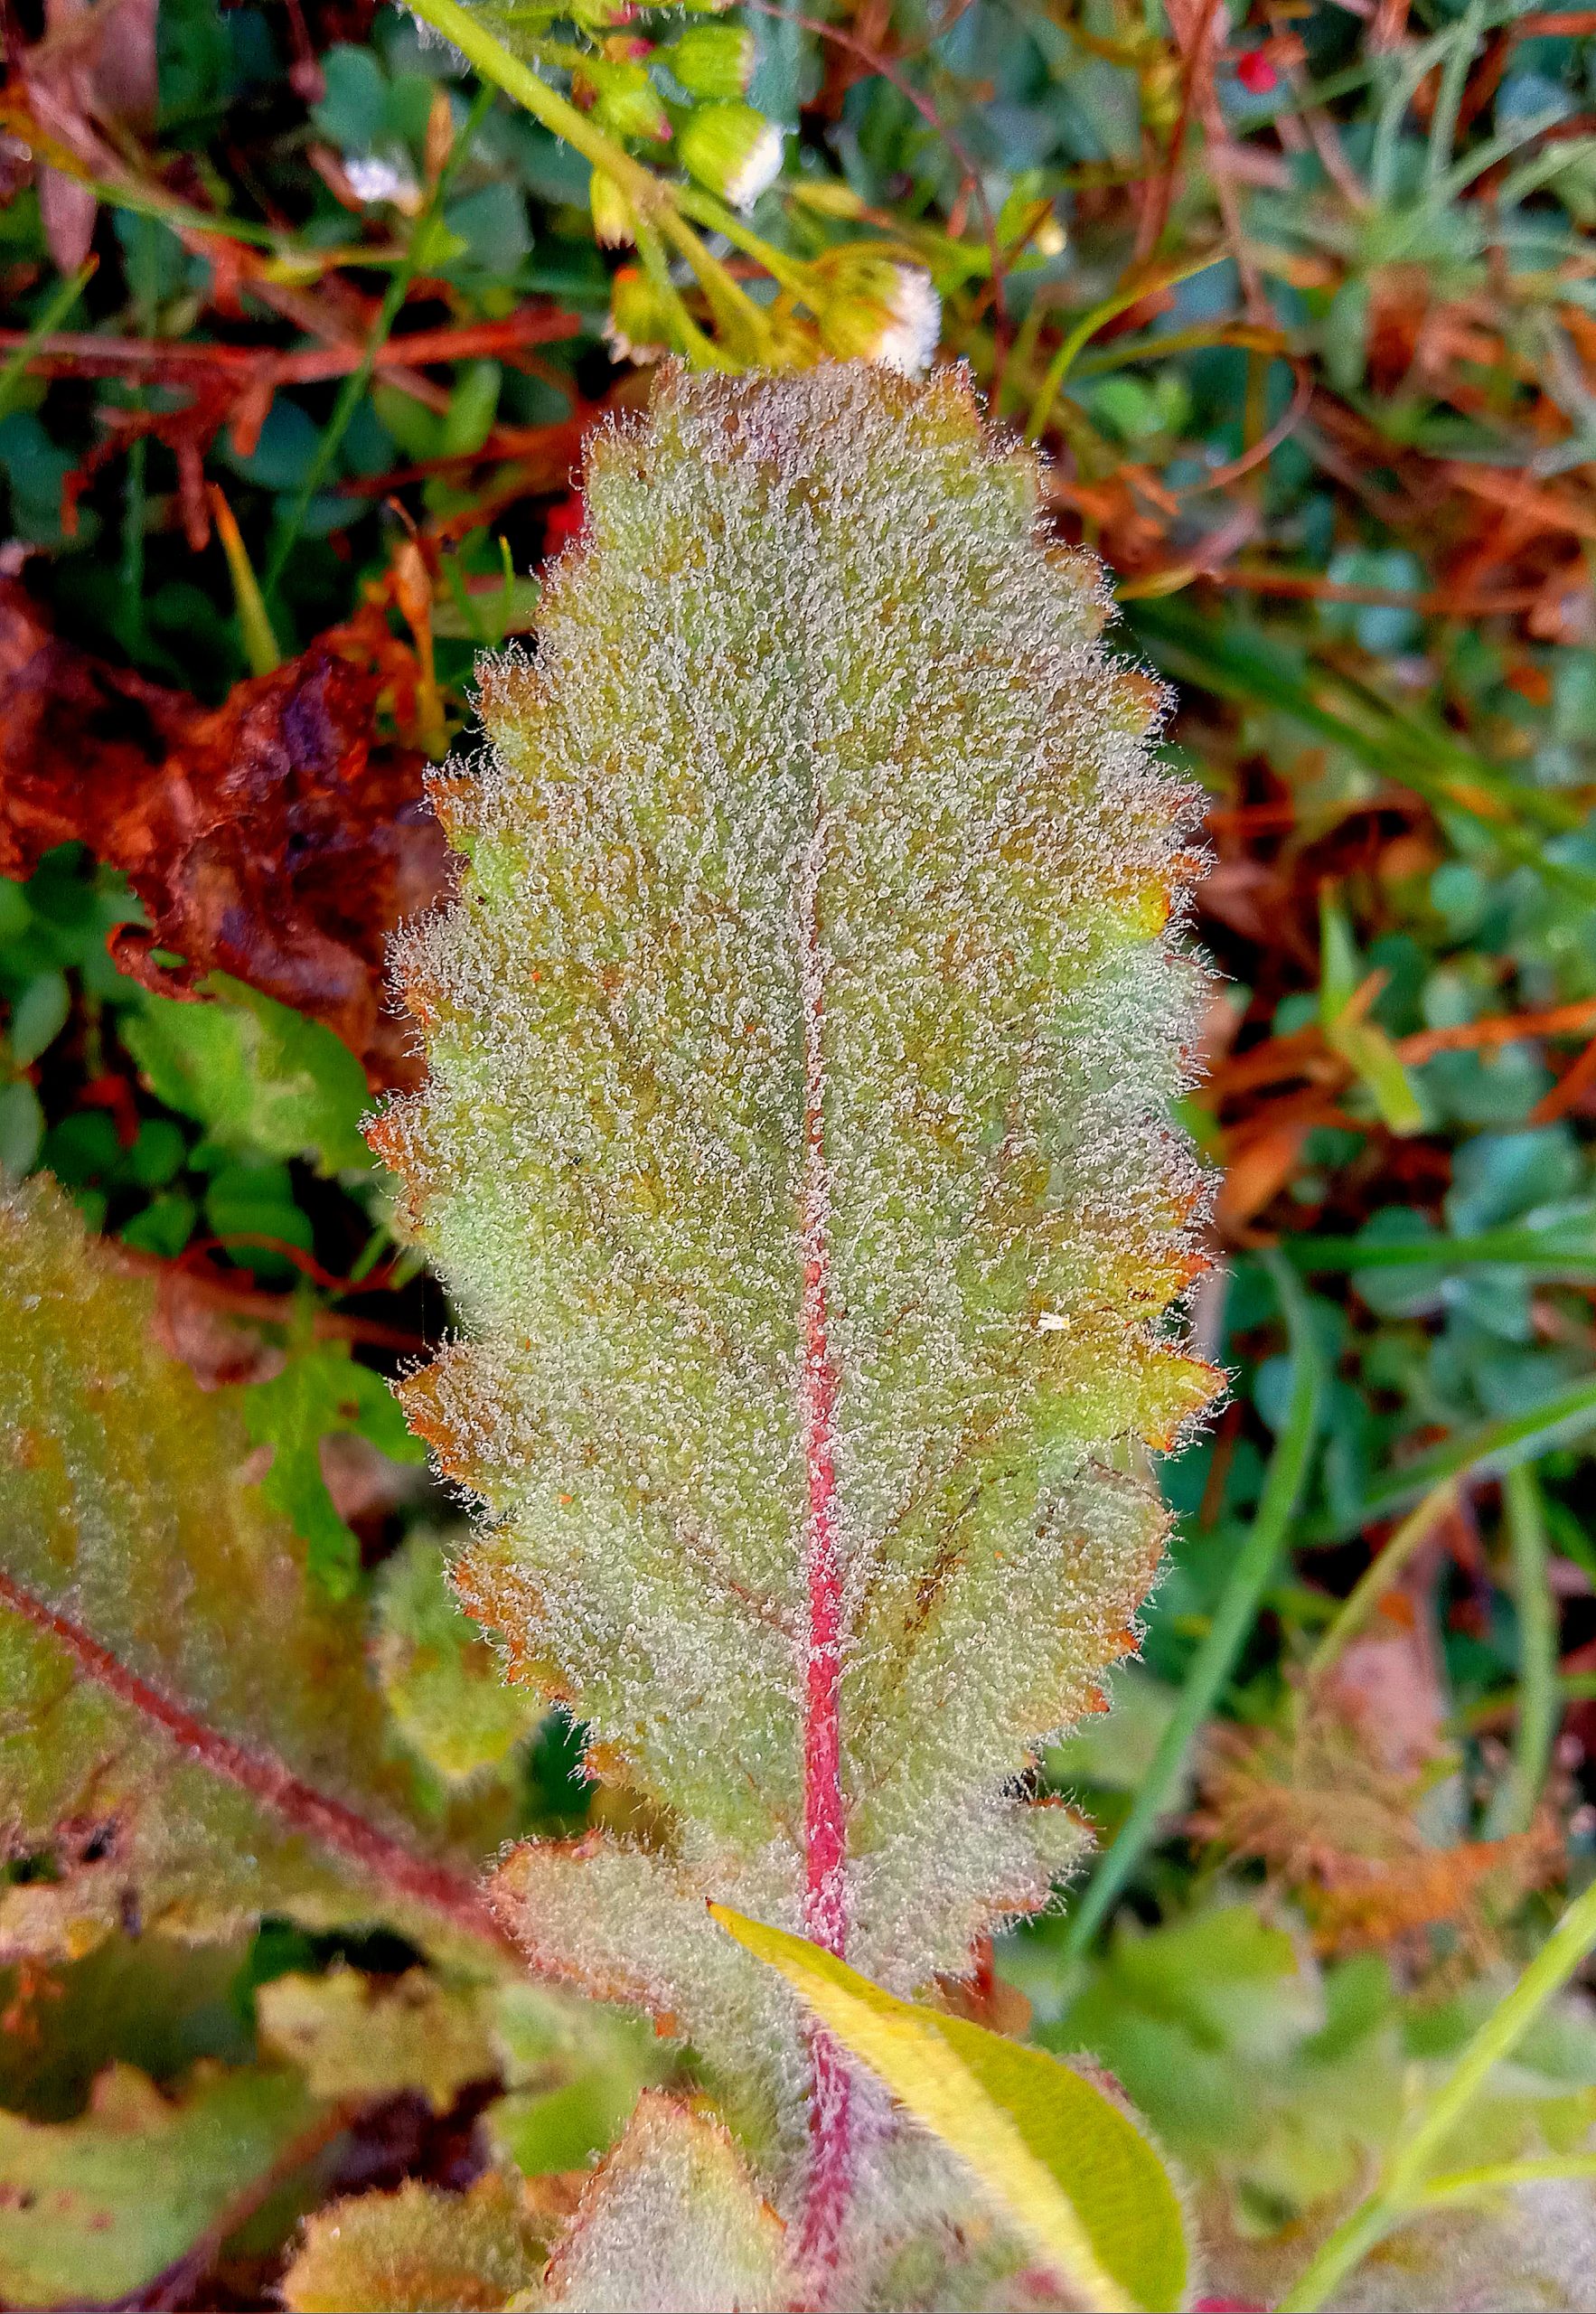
[796,819,852,2292]
[1279,1869,1596,2311]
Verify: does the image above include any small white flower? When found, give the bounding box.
[1037,1312,1068,1331]
[343,148,420,209]
[679,105,784,214]
[604,321,667,366]
[874,266,941,377]
[722,119,784,211]
[818,256,943,374]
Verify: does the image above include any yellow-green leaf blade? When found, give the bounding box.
[0,2063,321,2309]
[709,1905,1187,2314]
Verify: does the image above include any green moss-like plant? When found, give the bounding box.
[368,362,1220,2303]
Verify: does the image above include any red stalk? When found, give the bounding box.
[795,823,852,2294]
[0,1567,507,1954]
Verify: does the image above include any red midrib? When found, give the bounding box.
[795,820,852,2291]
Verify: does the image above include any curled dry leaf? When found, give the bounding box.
[1192,1702,1563,1962]
[0,579,450,1086]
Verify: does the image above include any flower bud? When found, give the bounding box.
[816,252,941,375]
[677,102,783,211]
[663,24,754,99]
[589,166,636,248]
[604,266,672,364]
[580,59,671,144]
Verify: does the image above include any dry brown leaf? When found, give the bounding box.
[0,578,450,1087]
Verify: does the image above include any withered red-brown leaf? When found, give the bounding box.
[1191,1698,1563,1962]
[0,578,450,1087]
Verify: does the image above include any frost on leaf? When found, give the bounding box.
[0,1174,495,1963]
[543,2093,791,2313]
[371,363,1219,2229]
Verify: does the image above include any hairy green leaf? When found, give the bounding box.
[374,1530,546,1781]
[542,2093,790,2313]
[0,2061,321,2309]
[281,2170,551,2314]
[258,1965,497,2112]
[371,365,1219,2271]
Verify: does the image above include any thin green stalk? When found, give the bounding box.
[655,209,777,360]
[119,215,164,661]
[1283,1224,1596,1275]
[1279,1874,1596,2312]
[0,260,94,425]
[1423,0,1484,191]
[1411,2152,1596,2209]
[1303,1372,1596,1545]
[120,434,149,656]
[1304,1478,1459,1688]
[634,217,731,372]
[1457,1672,1596,1736]
[1129,602,1596,899]
[1369,18,1462,205]
[1071,322,1282,377]
[1058,1252,1323,1963]
[676,185,816,302]
[1498,1465,1557,1837]
[997,289,1063,418]
[1024,248,1228,444]
[401,0,662,199]
[266,81,496,588]
[399,0,771,364]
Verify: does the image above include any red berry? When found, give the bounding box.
[1236,49,1278,92]
[543,493,586,555]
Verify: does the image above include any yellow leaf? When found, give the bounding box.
[709,1905,1187,2314]
[258,1965,496,2114]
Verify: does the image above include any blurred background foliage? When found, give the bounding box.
[1,0,1595,2298]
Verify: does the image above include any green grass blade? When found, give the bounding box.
[266,82,497,589]
[1304,1477,1459,1688]
[1283,1223,1596,1275]
[1491,1465,1558,1837]
[1304,1373,1596,1543]
[0,262,95,428]
[1130,601,1596,902]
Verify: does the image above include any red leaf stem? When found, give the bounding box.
[795,820,852,2296]
[0,306,580,384]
